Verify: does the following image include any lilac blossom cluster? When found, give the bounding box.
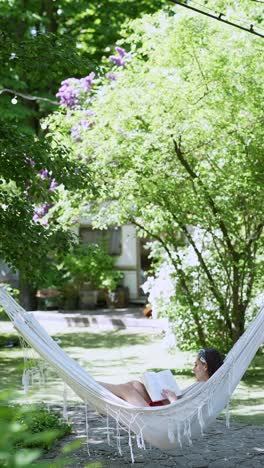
[56,78,80,108]
[33,202,52,225]
[109,46,127,67]
[71,117,93,142]
[25,158,59,225]
[49,178,59,192]
[37,167,59,192]
[106,72,117,81]
[56,72,95,108]
[58,45,129,145]
[38,168,49,179]
[56,46,128,110]
[80,72,95,92]
[71,125,82,142]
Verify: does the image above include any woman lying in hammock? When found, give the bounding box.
[99,348,223,407]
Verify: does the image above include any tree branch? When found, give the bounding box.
[0,88,59,105]
[132,218,207,345]
[173,138,239,262]
[191,47,210,93]
[174,220,232,332]
[246,222,264,249]
[132,218,176,267]
[209,228,232,290]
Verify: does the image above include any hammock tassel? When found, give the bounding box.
[136,434,141,448]
[115,411,122,456]
[128,425,135,464]
[168,419,175,443]
[139,428,146,450]
[63,383,68,420]
[197,405,204,436]
[85,402,90,456]
[177,422,182,448]
[136,430,145,449]
[106,407,111,445]
[225,400,230,428]
[38,365,45,388]
[184,418,192,446]
[208,395,213,416]
[22,368,30,394]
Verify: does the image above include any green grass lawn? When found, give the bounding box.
[0,323,263,425]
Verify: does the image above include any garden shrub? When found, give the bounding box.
[0,393,72,467]
[16,406,72,450]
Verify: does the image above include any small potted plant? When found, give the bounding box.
[62,244,123,309]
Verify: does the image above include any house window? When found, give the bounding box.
[79,227,122,256]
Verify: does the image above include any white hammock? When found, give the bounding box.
[0,286,263,457]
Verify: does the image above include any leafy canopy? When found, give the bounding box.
[48,3,264,348]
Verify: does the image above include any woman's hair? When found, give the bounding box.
[198,348,224,377]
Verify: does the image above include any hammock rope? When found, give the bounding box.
[0,286,263,460]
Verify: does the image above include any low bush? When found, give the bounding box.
[16,405,72,450]
[0,392,72,467]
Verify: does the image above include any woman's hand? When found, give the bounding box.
[161,388,178,403]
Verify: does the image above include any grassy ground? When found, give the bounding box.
[0,323,263,425]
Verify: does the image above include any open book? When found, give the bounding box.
[142,369,182,402]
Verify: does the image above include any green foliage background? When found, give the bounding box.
[47,3,264,348]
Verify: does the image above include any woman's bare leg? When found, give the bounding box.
[98,380,150,407]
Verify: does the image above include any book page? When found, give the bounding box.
[157,370,182,396]
[142,372,160,402]
[143,370,182,402]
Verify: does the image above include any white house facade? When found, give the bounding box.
[78,219,149,301]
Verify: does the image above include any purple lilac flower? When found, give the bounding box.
[49,178,59,192]
[71,125,82,142]
[38,169,49,179]
[32,202,52,221]
[115,46,126,57]
[109,46,127,67]
[80,72,95,92]
[109,55,126,67]
[106,72,117,81]
[56,78,79,108]
[29,158,36,167]
[85,110,94,117]
[80,118,92,130]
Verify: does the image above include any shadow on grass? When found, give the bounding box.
[230,414,264,425]
[241,356,264,387]
[56,330,152,349]
[0,334,20,348]
[0,355,25,389]
[230,397,264,409]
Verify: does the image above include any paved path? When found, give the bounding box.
[42,404,264,467]
[33,306,169,334]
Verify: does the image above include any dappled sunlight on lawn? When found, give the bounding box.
[54,329,192,383]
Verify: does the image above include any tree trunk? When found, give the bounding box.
[19,277,37,310]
